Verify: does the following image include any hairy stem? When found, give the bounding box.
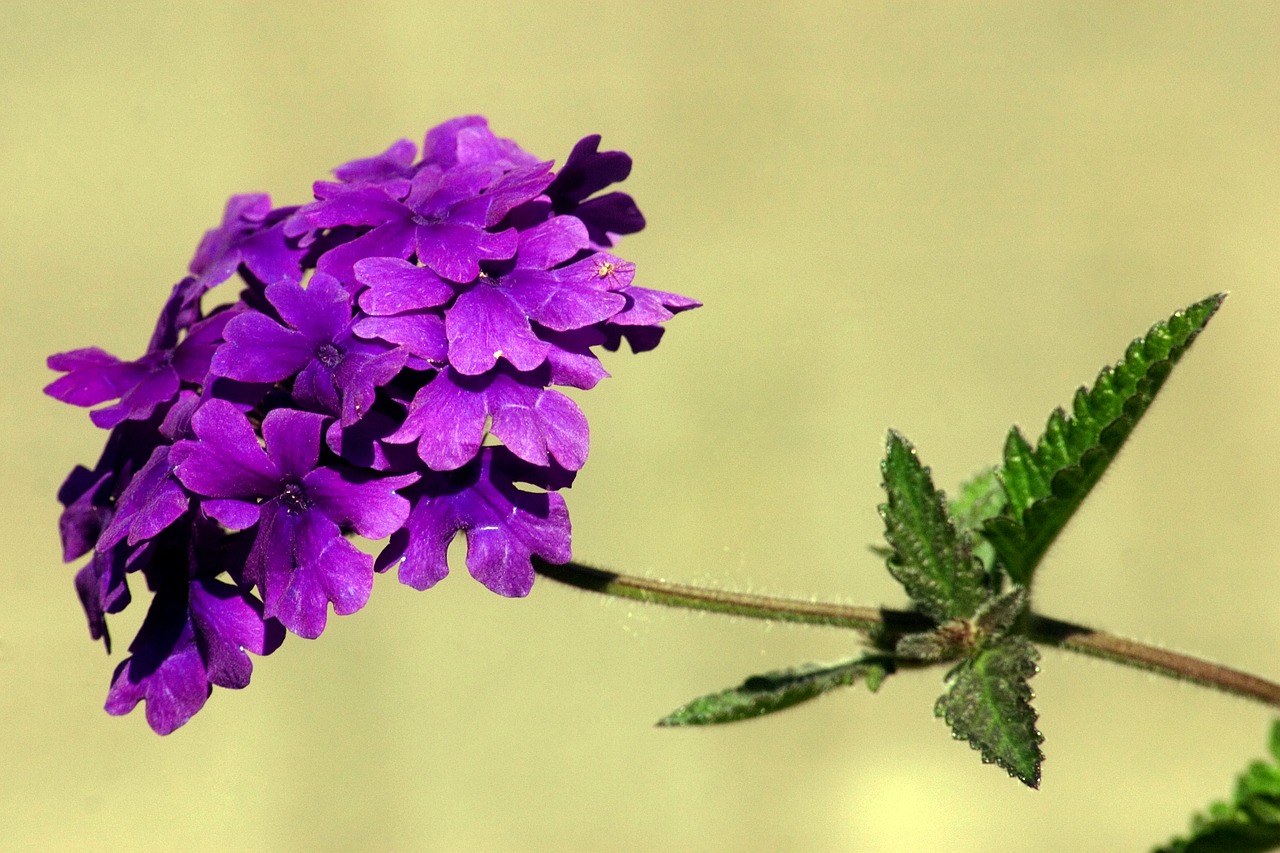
[534,559,1280,709]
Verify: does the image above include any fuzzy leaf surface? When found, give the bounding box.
[935,635,1043,788]
[879,431,987,622]
[984,294,1224,585]
[1156,720,1280,853]
[657,656,893,727]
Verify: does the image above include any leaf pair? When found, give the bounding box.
[658,294,1225,792]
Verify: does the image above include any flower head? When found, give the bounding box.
[45,117,698,733]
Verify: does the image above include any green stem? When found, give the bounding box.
[534,559,1280,709]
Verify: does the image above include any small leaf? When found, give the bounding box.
[879,431,988,622]
[949,466,1008,577]
[895,622,973,662]
[950,466,1009,535]
[935,636,1043,788]
[1156,720,1280,853]
[974,588,1028,640]
[985,294,1225,586]
[657,656,894,727]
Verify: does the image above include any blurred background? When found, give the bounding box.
[2,2,1278,850]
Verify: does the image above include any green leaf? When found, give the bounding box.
[879,431,988,621]
[1156,720,1280,853]
[984,294,1225,586]
[949,466,1008,578]
[950,466,1009,535]
[657,656,894,727]
[935,636,1043,788]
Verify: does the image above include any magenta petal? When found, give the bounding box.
[212,312,312,382]
[353,314,447,365]
[355,258,455,314]
[202,498,262,530]
[303,467,417,539]
[265,276,351,343]
[261,408,324,480]
[446,285,548,375]
[416,222,517,283]
[316,220,416,285]
[487,379,589,471]
[173,399,279,498]
[514,216,590,270]
[266,511,373,639]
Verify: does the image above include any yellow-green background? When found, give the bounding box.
[2,2,1278,851]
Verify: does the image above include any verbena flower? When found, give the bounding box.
[45,116,698,733]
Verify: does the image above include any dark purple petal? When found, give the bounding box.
[171,308,240,384]
[189,576,284,689]
[540,328,611,390]
[265,275,351,343]
[391,369,587,471]
[104,587,210,735]
[609,285,703,326]
[201,498,262,530]
[380,448,571,596]
[88,360,180,429]
[190,194,272,277]
[424,116,540,170]
[58,466,113,561]
[386,369,487,470]
[572,192,646,246]
[44,348,139,407]
[303,183,409,229]
[547,135,633,205]
[503,269,626,333]
[315,220,416,286]
[97,445,188,549]
[292,360,342,414]
[446,285,548,375]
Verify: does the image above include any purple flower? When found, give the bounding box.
[45,296,235,430]
[388,366,588,472]
[106,568,285,735]
[423,115,541,171]
[211,273,405,425]
[172,399,416,638]
[47,117,699,733]
[301,161,550,285]
[333,139,419,185]
[189,194,305,299]
[376,447,573,597]
[543,135,646,247]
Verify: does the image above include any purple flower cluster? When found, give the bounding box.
[46,117,698,734]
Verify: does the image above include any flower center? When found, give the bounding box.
[281,482,309,513]
[412,213,444,227]
[315,343,342,368]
